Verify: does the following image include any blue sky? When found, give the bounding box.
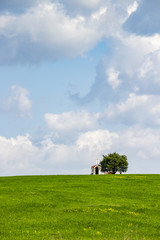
[1,0,160,176]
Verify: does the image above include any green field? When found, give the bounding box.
[0,174,160,240]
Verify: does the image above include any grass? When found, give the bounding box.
[0,174,160,240]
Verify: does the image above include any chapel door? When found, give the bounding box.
[95,167,99,175]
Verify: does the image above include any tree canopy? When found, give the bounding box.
[100,152,128,174]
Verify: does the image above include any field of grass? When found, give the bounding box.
[0,174,160,240]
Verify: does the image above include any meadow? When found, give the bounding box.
[0,174,160,240]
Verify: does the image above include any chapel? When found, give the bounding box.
[91,164,101,175]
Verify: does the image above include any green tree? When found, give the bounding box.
[100,152,128,174]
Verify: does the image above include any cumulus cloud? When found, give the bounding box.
[0,0,140,65]
[1,0,160,176]
[45,110,100,132]
[0,1,108,64]
[1,126,160,176]
[0,134,38,172]
[136,50,160,93]
[77,129,118,152]
[124,0,160,36]
[105,93,160,126]
[66,0,160,110]
[0,131,111,176]
[2,85,32,117]
[72,32,160,107]
[106,67,122,90]
[44,110,101,144]
[117,127,160,173]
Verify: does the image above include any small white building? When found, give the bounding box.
[91,164,101,175]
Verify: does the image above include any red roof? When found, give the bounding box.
[91,165,96,168]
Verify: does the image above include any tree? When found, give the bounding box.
[100,152,128,174]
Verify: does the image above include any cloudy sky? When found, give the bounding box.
[0,0,160,176]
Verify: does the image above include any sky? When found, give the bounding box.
[0,0,160,176]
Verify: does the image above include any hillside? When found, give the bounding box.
[0,174,160,239]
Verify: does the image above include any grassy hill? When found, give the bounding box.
[0,174,160,240]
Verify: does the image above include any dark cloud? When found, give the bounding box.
[123,0,160,35]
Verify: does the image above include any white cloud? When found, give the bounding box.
[3,85,32,117]
[0,134,38,172]
[127,1,139,16]
[0,132,105,176]
[117,127,160,173]
[105,93,160,126]
[77,129,119,152]
[0,0,140,65]
[1,0,160,176]
[109,34,160,82]
[1,126,160,176]
[137,50,160,88]
[124,0,160,36]
[76,31,160,105]
[44,110,102,146]
[0,1,108,64]
[107,67,122,89]
[45,110,100,133]
[138,57,153,79]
